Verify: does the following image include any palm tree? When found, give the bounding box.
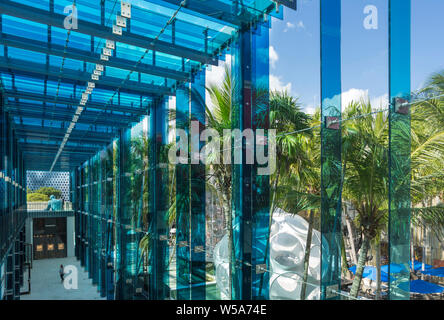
[256,91,314,296]
[410,71,444,235]
[269,90,312,215]
[205,67,316,297]
[342,101,389,298]
[343,76,444,297]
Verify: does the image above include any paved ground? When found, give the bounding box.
[21,256,105,300]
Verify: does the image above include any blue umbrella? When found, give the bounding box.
[398,279,444,294]
[421,267,444,277]
[349,265,373,276]
[409,260,433,272]
[349,265,393,282]
[381,263,409,274]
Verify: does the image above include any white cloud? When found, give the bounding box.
[270,74,292,94]
[284,20,305,32]
[206,56,231,87]
[370,93,389,110]
[270,46,279,69]
[327,88,389,111]
[341,88,369,110]
[205,56,231,114]
[284,22,295,32]
[304,105,316,115]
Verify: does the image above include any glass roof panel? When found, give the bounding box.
[0,0,290,171]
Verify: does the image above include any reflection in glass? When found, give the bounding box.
[320,0,342,300]
[388,0,411,300]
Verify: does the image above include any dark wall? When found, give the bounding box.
[33,218,67,260]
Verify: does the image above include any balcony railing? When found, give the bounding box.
[27,201,73,211]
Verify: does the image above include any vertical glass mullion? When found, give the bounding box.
[99,148,104,297]
[251,21,270,300]
[190,70,206,300]
[86,162,91,276]
[114,137,122,299]
[106,143,115,300]
[73,170,78,260]
[320,0,342,300]
[230,29,249,300]
[99,152,105,296]
[79,167,84,267]
[121,129,134,299]
[1,102,5,269]
[94,156,99,286]
[388,0,411,300]
[176,85,191,300]
[130,122,145,300]
[82,166,86,268]
[231,21,271,300]
[148,98,170,300]
[94,157,99,286]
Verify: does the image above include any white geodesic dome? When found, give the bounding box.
[213,208,328,300]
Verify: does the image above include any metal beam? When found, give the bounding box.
[0,33,190,82]
[23,151,92,159]
[4,90,148,115]
[0,1,218,65]
[23,154,91,170]
[21,143,100,154]
[15,124,117,141]
[23,153,91,162]
[162,0,286,25]
[26,164,82,171]
[17,132,111,147]
[162,0,250,26]
[0,57,174,96]
[6,101,138,127]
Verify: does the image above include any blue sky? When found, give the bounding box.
[269,0,444,113]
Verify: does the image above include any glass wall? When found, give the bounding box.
[71,0,443,301]
[0,96,27,300]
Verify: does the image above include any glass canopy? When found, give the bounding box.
[0,0,287,171]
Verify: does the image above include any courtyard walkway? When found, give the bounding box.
[21,256,105,300]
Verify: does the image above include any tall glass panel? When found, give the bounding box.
[107,140,118,300]
[231,34,243,300]
[410,0,444,301]
[114,137,122,299]
[251,22,270,301]
[85,162,91,275]
[340,0,391,300]
[92,155,100,287]
[148,98,170,300]
[266,1,322,301]
[190,71,207,300]
[118,129,134,299]
[388,0,411,300]
[320,0,342,300]
[231,28,251,300]
[175,85,191,300]
[130,121,148,300]
[231,20,271,300]
[119,121,147,300]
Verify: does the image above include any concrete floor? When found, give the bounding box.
[21,256,105,300]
